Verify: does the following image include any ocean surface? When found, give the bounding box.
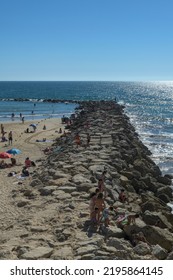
[1,81,173,197]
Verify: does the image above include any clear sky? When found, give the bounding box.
[0,0,173,81]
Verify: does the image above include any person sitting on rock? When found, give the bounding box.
[118,189,129,204]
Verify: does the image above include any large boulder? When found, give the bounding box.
[133,242,151,256]
[20,247,53,260]
[152,244,168,260]
[143,226,173,251]
[142,210,172,229]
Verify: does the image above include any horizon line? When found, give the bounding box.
[0,80,173,83]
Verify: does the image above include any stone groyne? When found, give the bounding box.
[1,100,173,260]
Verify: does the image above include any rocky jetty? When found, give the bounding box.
[1,100,173,260]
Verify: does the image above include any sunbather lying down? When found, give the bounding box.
[36,138,53,142]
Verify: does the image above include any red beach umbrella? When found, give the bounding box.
[0,152,12,159]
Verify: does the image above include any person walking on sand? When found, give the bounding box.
[1,124,4,135]
[8,131,13,145]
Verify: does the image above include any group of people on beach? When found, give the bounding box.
[75,132,91,148]
[1,124,13,145]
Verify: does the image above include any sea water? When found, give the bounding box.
[1,81,173,182]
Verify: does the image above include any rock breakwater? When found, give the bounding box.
[1,101,173,260]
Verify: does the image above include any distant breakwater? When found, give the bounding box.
[0,98,80,104]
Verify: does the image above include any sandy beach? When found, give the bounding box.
[0,117,64,231]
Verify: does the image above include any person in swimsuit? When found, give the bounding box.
[8,131,13,145]
[95,192,105,220]
[90,207,99,227]
[75,133,81,147]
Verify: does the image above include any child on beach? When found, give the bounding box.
[99,206,114,227]
[90,207,99,227]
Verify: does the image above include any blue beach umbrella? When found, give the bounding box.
[6,148,22,155]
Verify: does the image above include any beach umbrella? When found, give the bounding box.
[6,148,21,155]
[0,152,12,159]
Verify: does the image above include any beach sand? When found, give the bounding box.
[0,118,65,230]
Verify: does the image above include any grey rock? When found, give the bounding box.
[20,247,53,259]
[133,242,151,255]
[152,244,168,260]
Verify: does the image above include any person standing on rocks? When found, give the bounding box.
[101,169,107,181]
[98,178,107,198]
[89,188,99,216]
[95,192,105,221]
[86,133,91,147]
[100,206,114,227]
[75,133,81,148]
[90,207,99,227]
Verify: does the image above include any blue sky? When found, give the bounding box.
[0,0,173,81]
